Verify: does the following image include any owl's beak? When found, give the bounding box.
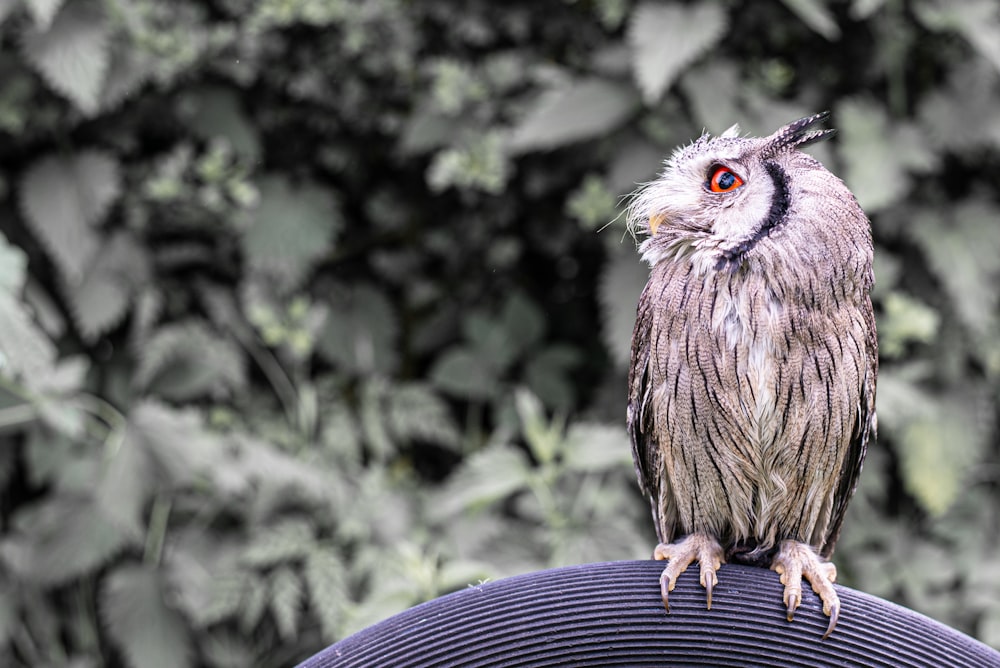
[648,214,666,236]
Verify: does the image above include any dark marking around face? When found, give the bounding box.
[714,161,791,272]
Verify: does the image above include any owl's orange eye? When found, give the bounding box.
[707,166,744,193]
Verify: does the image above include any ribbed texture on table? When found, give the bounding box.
[298,561,1000,667]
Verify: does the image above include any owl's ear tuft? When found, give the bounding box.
[720,124,741,139]
[762,111,836,157]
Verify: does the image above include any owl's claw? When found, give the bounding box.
[654,533,724,612]
[771,539,840,638]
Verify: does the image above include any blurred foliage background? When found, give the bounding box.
[0,0,998,665]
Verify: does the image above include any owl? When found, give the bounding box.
[626,112,877,638]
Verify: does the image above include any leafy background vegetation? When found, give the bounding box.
[0,0,998,665]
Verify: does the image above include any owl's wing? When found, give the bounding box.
[627,281,676,544]
[821,297,878,558]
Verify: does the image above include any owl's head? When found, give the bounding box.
[628,112,858,271]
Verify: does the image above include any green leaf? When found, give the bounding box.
[499,292,546,358]
[136,320,246,401]
[877,291,940,359]
[359,378,394,460]
[524,345,581,411]
[563,422,633,473]
[21,1,110,115]
[599,244,649,369]
[836,98,937,212]
[0,230,27,293]
[242,518,315,568]
[269,565,302,642]
[778,0,841,40]
[910,200,1000,336]
[26,0,66,30]
[316,283,398,375]
[432,443,532,518]
[20,151,121,284]
[304,547,346,642]
[242,175,341,289]
[100,564,193,668]
[918,61,1000,152]
[95,425,154,536]
[627,2,728,105]
[429,347,499,401]
[0,236,57,387]
[184,87,262,160]
[1,495,131,585]
[877,369,989,516]
[128,401,228,489]
[916,0,1000,74]
[427,131,510,193]
[66,231,147,342]
[388,383,461,451]
[508,78,638,153]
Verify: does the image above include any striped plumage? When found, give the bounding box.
[626,113,877,637]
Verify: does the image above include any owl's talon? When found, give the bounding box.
[772,540,841,638]
[786,591,800,621]
[822,601,840,640]
[653,533,724,613]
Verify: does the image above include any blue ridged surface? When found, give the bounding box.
[297,561,1000,667]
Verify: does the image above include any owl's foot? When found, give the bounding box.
[771,539,839,639]
[653,533,724,612]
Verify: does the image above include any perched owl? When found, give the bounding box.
[626,112,877,638]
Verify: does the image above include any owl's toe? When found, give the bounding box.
[654,532,724,612]
[771,539,840,638]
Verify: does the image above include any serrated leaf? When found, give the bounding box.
[129,401,228,488]
[917,0,1000,74]
[100,39,156,112]
[200,632,256,668]
[185,87,262,160]
[779,0,841,40]
[878,291,940,359]
[26,0,66,31]
[0,240,57,386]
[67,232,147,342]
[242,175,341,289]
[135,320,246,401]
[242,518,315,568]
[627,2,728,105]
[563,422,632,473]
[316,283,398,375]
[388,383,461,450]
[917,61,1000,152]
[877,370,989,515]
[599,245,649,369]
[432,443,531,518]
[836,98,936,212]
[20,151,121,284]
[508,77,638,153]
[21,1,110,115]
[239,573,269,634]
[0,230,27,294]
[359,378,394,460]
[304,547,346,642]
[0,495,131,585]
[100,564,193,668]
[95,426,153,536]
[910,200,1000,336]
[499,292,546,358]
[463,310,519,372]
[525,345,581,411]
[429,347,499,401]
[269,566,303,642]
